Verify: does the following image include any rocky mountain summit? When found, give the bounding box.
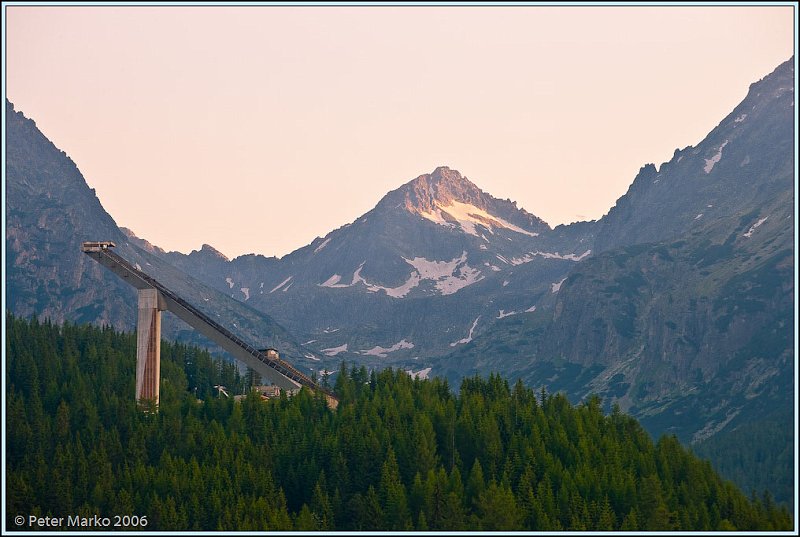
[389,166,549,237]
[140,163,594,370]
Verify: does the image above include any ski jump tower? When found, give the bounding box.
[81,241,338,409]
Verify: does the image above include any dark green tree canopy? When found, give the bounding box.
[6,314,792,531]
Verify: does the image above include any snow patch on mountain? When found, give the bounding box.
[551,277,567,293]
[406,367,432,380]
[371,272,421,298]
[406,252,483,295]
[439,265,483,295]
[320,263,372,290]
[450,316,480,347]
[408,254,464,280]
[418,200,538,237]
[225,277,234,289]
[510,249,592,265]
[704,140,729,173]
[240,288,250,301]
[270,276,293,293]
[321,344,348,356]
[743,216,769,238]
[525,305,537,312]
[497,309,517,319]
[320,274,347,288]
[734,113,748,123]
[360,339,415,357]
[314,238,331,253]
[305,353,321,361]
[321,253,483,298]
[351,263,367,285]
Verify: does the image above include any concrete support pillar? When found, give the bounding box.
[136,288,162,407]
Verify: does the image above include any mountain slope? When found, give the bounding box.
[142,166,594,365]
[593,57,794,252]
[5,100,315,364]
[435,58,795,504]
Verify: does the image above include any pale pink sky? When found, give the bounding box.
[5,5,796,259]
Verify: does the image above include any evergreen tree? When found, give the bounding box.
[5,314,792,532]
[477,481,524,530]
[379,448,411,530]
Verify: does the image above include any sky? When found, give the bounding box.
[4,4,796,259]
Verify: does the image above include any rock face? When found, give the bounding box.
[6,99,136,327]
[392,166,548,235]
[5,100,315,363]
[438,57,794,448]
[593,58,794,253]
[141,164,593,369]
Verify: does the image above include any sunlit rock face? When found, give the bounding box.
[393,165,549,238]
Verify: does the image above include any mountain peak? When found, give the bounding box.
[381,166,548,238]
[401,166,486,214]
[120,227,166,255]
[430,165,466,183]
[201,244,229,260]
[186,243,229,262]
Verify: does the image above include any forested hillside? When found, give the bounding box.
[6,315,792,531]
